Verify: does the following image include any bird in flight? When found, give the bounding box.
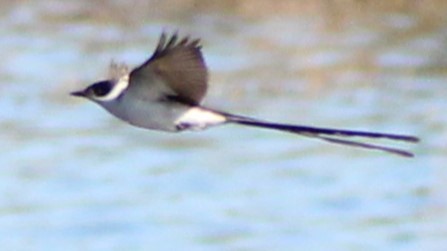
[71,32,419,157]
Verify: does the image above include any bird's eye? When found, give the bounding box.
[91,81,112,97]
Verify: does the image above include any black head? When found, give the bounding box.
[89,81,113,97]
[71,80,113,99]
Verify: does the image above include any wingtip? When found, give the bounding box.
[157,30,202,50]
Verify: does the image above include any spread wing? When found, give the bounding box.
[129,32,208,105]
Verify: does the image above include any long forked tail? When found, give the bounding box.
[224,113,419,158]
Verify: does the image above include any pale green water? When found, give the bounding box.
[0,1,445,251]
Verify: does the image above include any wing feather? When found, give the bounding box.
[129,32,208,105]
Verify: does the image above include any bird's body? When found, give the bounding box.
[71,32,419,157]
[99,81,192,132]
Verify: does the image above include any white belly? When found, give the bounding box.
[101,96,187,132]
[100,94,226,132]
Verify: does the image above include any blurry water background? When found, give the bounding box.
[0,1,446,250]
